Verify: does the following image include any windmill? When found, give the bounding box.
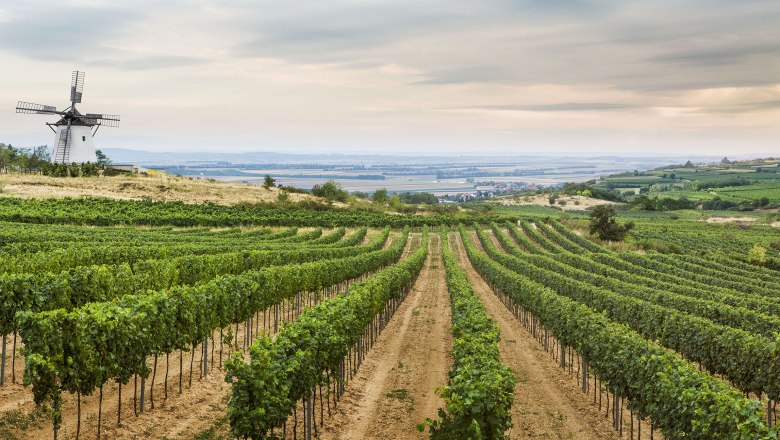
[16,71,120,164]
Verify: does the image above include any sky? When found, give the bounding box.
[1,0,779,156]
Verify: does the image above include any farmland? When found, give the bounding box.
[591,157,780,210]
[0,191,778,440]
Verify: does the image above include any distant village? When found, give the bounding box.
[438,180,541,203]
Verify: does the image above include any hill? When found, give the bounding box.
[0,172,315,205]
[590,157,780,211]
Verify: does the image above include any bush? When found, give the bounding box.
[311,180,349,203]
[747,244,767,265]
[589,205,634,241]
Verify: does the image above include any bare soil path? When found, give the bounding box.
[450,232,623,440]
[319,234,452,440]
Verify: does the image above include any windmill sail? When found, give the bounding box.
[84,113,120,127]
[16,101,59,115]
[70,71,85,104]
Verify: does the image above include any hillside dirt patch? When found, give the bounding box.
[705,216,757,224]
[319,234,452,440]
[0,173,318,205]
[497,194,613,211]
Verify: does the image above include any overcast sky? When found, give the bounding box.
[2,0,779,156]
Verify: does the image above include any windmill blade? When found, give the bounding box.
[16,101,61,115]
[70,71,85,104]
[84,113,120,127]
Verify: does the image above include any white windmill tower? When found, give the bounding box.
[16,71,120,164]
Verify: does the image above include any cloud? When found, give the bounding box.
[230,1,472,64]
[91,55,208,70]
[701,99,780,113]
[463,102,639,112]
[0,2,144,62]
[2,0,780,155]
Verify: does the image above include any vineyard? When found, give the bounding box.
[0,197,778,440]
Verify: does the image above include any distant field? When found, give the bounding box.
[668,170,780,183]
[216,169,626,195]
[715,181,780,203]
[648,190,745,203]
[589,159,780,210]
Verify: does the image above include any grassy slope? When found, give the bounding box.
[0,172,319,205]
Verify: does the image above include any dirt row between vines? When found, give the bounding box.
[0,231,406,440]
[450,231,624,440]
[319,233,451,440]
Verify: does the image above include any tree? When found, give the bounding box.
[372,188,388,204]
[311,179,348,203]
[397,192,437,205]
[721,157,731,165]
[262,175,276,190]
[95,150,111,166]
[388,194,405,211]
[30,146,51,170]
[684,160,694,168]
[589,205,634,241]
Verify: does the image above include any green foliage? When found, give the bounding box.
[588,205,634,241]
[0,143,51,172]
[226,228,428,439]
[262,175,275,190]
[397,192,437,205]
[461,225,778,439]
[0,229,373,326]
[95,150,111,166]
[372,188,388,204]
[41,161,103,177]
[561,183,623,201]
[747,244,767,264]
[388,194,405,211]
[482,226,780,400]
[0,196,521,228]
[311,179,349,203]
[421,229,515,439]
[630,219,779,257]
[17,228,405,420]
[275,190,290,205]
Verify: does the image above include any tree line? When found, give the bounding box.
[0,143,112,176]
